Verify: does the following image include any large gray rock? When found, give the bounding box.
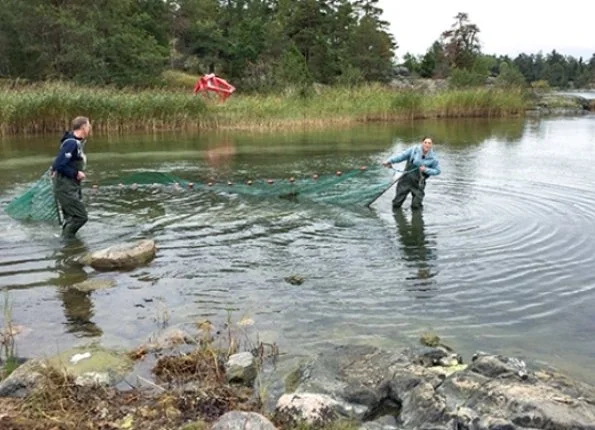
[0,359,45,398]
[210,411,276,430]
[275,392,366,427]
[226,352,257,386]
[283,344,595,430]
[359,415,399,430]
[78,239,156,270]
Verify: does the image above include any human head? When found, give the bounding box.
[72,116,91,139]
[421,136,433,154]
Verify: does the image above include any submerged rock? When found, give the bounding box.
[71,278,116,292]
[78,239,156,271]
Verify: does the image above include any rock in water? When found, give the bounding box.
[78,239,156,271]
[71,279,116,292]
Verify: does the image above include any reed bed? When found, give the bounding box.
[0,82,528,135]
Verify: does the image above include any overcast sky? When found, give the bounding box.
[377,0,594,61]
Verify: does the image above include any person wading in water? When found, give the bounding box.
[382,136,441,210]
[51,116,91,240]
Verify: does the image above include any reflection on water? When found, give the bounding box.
[394,209,438,297]
[2,114,595,384]
[48,239,102,337]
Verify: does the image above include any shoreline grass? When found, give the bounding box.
[0,82,530,135]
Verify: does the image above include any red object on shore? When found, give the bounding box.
[193,74,236,101]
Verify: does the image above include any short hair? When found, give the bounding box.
[72,116,90,131]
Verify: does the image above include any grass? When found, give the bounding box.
[1,289,18,380]
[0,81,211,135]
[0,81,530,135]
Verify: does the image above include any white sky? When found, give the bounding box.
[377,0,594,61]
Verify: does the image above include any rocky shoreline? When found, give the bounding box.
[1,326,594,430]
[527,92,594,116]
[389,77,595,117]
[2,231,595,429]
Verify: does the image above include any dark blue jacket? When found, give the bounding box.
[51,132,85,179]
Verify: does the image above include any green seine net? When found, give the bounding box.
[4,170,62,224]
[4,167,395,223]
[111,167,395,206]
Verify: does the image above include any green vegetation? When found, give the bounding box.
[1,289,18,380]
[401,13,594,89]
[0,82,528,135]
[1,2,592,94]
[0,0,395,90]
[0,3,591,135]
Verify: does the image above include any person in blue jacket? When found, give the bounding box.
[382,136,441,210]
[51,116,92,239]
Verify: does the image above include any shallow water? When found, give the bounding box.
[1,114,595,383]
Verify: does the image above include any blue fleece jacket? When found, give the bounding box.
[51,132,84,179]
[386,145,441,176]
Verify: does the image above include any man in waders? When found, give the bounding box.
[51,116,91,239]
[383,136,440,210]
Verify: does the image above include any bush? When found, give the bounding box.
[449,68,486,88]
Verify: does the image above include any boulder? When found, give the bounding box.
[275,392,345,427]
[211,411,276,430]
[283,344,595,429]
[226,352,257,386]
[0,359,46,398]
[78,239,156,271]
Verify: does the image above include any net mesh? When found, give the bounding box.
[110,167,394,205]
[4,167,395,223]
[4,170,61,223]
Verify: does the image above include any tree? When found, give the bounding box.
[401,53,420,75]
[441,12,481,70]
[419,41,448,78]
[495,61,527,88]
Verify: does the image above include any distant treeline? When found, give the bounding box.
[0,2,592,90]
[400,13,595,89]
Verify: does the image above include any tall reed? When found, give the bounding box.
[0,82,529,135]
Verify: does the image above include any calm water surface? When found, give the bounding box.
[1,114,595,382]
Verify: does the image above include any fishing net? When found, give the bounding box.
[109,166,395,205]
[4,169,62,224]
[4,166,397,223]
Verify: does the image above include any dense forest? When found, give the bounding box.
[0,1,593,90]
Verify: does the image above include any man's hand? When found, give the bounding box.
[419,165,426,172]
[382,161,392,168]
[76,171,86,181]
